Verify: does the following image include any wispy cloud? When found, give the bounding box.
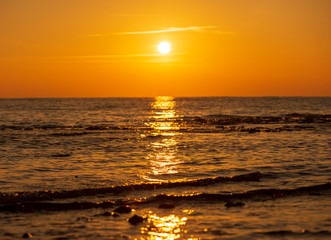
[85,26,236,37]
[114,26,216,35]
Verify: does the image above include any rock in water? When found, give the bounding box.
[51,153,71,157]
[22,233,32,238]
[114,205,132,214]
[128,215,144,225]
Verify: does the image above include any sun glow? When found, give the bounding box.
[158,42,171,54]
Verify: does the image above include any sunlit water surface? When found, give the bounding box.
[0,97,330,239]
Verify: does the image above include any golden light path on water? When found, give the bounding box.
[142,96,183,180]
[139,97,198,239]
[141,212,190,240]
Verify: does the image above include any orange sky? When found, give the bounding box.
[0,0,330,97]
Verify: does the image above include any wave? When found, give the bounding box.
[0,124,320,136]
[1,113,329,132]
[144,182,330,203]
[0,124,130,132]
[0,172,263,204]
[189,124,317,134]
[0,182,329,213]
[199,113,331,125]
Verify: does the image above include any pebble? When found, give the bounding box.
[128,214,144,225]
[22,233,32,238]
[114,205,132,214]
[51,153,71,157]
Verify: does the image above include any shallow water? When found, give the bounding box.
[0,97,330,239]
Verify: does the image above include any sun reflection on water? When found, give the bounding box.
[141,212,189,240]
[138,98,197,239]
[142,96,184,181]
[148,96,180,133]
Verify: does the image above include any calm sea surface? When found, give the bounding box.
[0,97,330,239]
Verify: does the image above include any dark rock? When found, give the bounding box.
[86,126,107,130]
[159,203,175,209]
[248,128,260,133]
[128,214,144,225]
[51,153,71,158]
[22,233,32,238]
[114,205,132,214]
[224,201,245,208]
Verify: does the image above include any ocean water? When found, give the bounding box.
[0,97,330,239]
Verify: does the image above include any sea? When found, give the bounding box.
[0,97,330,240]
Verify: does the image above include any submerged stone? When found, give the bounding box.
[128,214,144,225]
[114,205,132,214]
[22,233,32,238]
[51,153,71,158]
[248,128,260,133]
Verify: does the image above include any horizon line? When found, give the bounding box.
[1,96,330,99]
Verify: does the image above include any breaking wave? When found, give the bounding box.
[0,182,329,213]
[0,172,263,204]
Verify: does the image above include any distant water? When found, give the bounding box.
[0,97,330,239]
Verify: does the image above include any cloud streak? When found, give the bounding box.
[114,26,216,35]
[85,26,236,37]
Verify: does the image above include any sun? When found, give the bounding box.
[158,41,171,54]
